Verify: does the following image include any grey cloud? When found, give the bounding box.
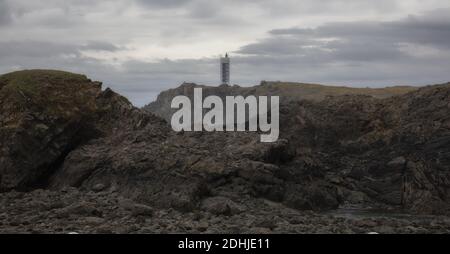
[0,40,215,106]
[270,9,450,50]
[0,40,124,59]
[232,9,450,87]
[1,1,450,107]
[187,0,220,19]
[237,35,406,63]
[237,37,309,56]
[270,28,315,35]
[0,41,80,58]
[136,0,238,24]
[136,0,399,14]
[0,0,12,25]
[135,0,192,8]
[228,0,402,17]
[2,9,450,107]
[326,40,409,62]
[240,9,450,62]
[81,41,122,52]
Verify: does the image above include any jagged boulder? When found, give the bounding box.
[0,70,154,191]
[0,70,103,191]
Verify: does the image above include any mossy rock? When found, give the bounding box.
[0,70,101,119]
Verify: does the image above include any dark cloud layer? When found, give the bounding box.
[240,9,450,58]
[233,9,450,86]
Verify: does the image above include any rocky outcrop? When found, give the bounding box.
[1,70,449,219]
[53,79,450,214]
[144,81,417,122]
[278,83,450,214]
[0,70,162,191]
[0,70,103,191]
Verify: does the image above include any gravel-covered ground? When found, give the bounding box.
[1,189,450,234]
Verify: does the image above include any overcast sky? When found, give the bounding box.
[1,0,450,106]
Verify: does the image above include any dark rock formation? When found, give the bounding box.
[143,81,450,214]
[0,70,103,191]
[1,70,450,235]
[0,70,159,192]
[278,83,450,214]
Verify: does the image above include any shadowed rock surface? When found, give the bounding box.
[1,70,450,233]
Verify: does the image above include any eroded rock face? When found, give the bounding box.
[0,70,104,191]
[0,70,161,192]
[1,70,450,216]
[279,83,450,214]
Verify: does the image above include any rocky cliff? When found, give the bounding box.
[1,70,450,233]
[144,81,418,122]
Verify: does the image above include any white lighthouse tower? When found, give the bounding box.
[220,53,230,85]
